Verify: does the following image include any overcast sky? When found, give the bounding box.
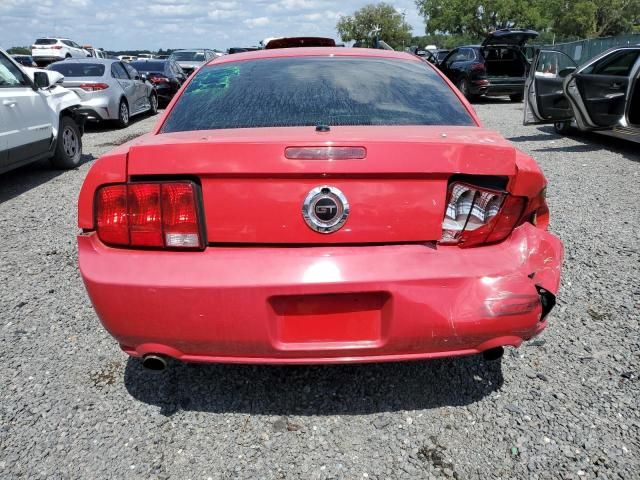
[0,0,426,51]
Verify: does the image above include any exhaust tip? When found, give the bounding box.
[482,346,504,362]
[142,354,167,371]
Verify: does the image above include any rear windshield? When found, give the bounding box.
[48,63,106,77]
[161,57,474,133]
[171,51,205,61]
[130,61,166,72]
[35,39,58,45]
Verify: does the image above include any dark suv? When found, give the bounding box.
[438,29,538,102]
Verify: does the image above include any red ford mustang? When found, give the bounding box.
[78,47,563,370]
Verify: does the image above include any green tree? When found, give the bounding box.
[7,46,31,55]
[415,0,552,37]
[549,0,640,38]
[337,2,413,49]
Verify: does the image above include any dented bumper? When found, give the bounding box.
[78,223,563,364]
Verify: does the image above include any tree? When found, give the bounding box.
[415,0,552,37]
[7,46,31,55]
[337,2,413,49]
[549,0,640,38]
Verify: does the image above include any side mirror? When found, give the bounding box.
[33,71,51,89]
[558,67,576,78]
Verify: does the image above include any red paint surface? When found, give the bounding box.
[77,48,563,364]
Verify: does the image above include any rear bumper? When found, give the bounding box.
[78,224,563,364]
[75,96,114,121]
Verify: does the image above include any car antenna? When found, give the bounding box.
[315,124,330,132]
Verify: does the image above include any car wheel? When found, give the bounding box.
[554,121,573,135]
[65,54,71,59]
[50,116,82,169]
[148,93,158,115]
[457,78,470,98]
[510,93,524,102]
[116,99,130,128]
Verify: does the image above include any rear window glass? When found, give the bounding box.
[161,57,474,132]
[131,61,166,72]
[48,63,105,77]
[35,39,58,45]
[171,51,205,62]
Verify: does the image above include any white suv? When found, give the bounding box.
[31,38,90,65]
[0,49,86,174]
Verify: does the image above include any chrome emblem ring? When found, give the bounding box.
[302,185,349,234]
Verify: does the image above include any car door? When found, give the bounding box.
[524,49,577,125]
[111,61,137,110]
[568,48,640,129]
[439,49,473,85]
[122,62,148,113]
[0,53,53,172]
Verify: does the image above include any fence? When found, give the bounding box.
[541,34,640,65]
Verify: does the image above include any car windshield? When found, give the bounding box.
[131,61,166,72]
[35,39,58,45]
[171,51,205,62]
[48,63,106,77]
[161,57,474,133]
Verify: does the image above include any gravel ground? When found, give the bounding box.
[1,102,638,480]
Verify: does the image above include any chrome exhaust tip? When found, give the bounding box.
[142,354,167,371]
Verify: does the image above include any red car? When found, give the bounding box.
[78,47,563,370]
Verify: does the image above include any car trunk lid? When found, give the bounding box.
[126,126,517,244]
[481,29,539,48]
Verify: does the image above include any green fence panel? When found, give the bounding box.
[542,34,640,65]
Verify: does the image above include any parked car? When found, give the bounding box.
[11,55,37,67]
[137,54,154,60]
[118,55,136,63]
[47,59,158,128]
[77,48,562,370]
[130,59,186,104]
[435,49,450,64]
[438,29,539,102]
[228,47,260,54]
[156,55,170,60]
[84,46,106,59]
[524,46,640,142]
[168,49,216,76]
[31,38,90,66]
[0,49,85,174]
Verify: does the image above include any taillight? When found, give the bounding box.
[95,182,203,249]
[470,63,486,72]
[440,182,526,248]
[52,46,63,50]
[79,83,109,91]
[149,75,169,84]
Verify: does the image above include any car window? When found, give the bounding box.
[123,63,139,79]
[535,51,576,78]
[583,50,640,77]
[48,63,106,77]
[161,57,475,133]
[35,38,58,45]
[70,41,80,48]
[111,62,129,79]
[61,40,73,47]
[460,48,475,61]
[0,54,30,88]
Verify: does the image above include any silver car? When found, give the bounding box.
[168,49,217,76]
[47,59,158,128]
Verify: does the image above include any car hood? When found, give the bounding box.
[482,29,539,47]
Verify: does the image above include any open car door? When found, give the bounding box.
[524,49,577,125]
[566,48,640,130]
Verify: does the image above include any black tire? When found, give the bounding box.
[116,99,129,128]
[148,93,158,115]
[510,93,524,102]
[554,121,574,135]
[50,116,82,169]
[65,54,71,59]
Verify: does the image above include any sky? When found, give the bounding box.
[0,0,426,51]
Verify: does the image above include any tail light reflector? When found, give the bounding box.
[149,75,170,84]
[471,63,486,72]
[440,182,526,248]
[95,182,203,249]
[79,83,109,91]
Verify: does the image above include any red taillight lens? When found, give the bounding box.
[79,83,109,91]
[52,46,63,50]
[149,76,169,84]
[440,182,526,248]
[95,182,202,249]
[161,183,201,248]
[470,63,486,72]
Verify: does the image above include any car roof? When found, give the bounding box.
[206,47,420,67]
[58,58,119,64]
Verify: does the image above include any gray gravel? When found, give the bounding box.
[1,102,638,480]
